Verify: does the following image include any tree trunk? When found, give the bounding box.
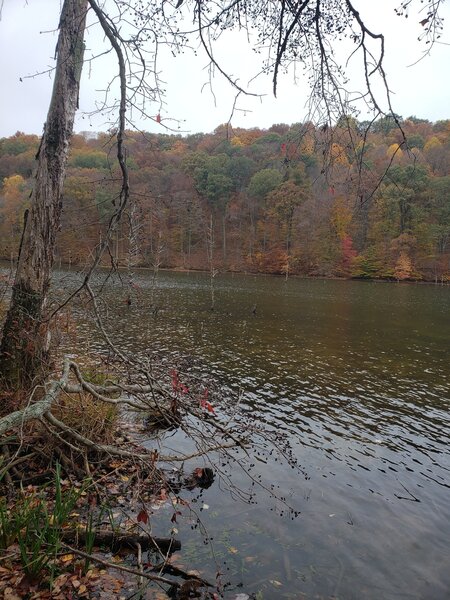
[0,0,88,391]
[222,213,227,262]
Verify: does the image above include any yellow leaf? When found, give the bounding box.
[79,584,87,594]
[270,580,283,587]
[61,553,74,563]
[228,546,238,554]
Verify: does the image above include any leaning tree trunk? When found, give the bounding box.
[0,0,88,391]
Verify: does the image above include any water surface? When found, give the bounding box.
[40,270,450,597]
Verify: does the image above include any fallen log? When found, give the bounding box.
[62,527,181,554]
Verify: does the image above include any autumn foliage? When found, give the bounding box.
[0,116,449,281]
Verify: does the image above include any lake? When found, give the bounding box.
[11,267,450,599]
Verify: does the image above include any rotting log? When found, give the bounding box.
[62,528,181,554]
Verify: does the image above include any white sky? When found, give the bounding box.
[0,0,449,138]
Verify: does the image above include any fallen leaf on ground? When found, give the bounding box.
[4,588,21,600]
[61,553,74,563]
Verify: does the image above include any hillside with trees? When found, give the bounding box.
[1,116,449,282]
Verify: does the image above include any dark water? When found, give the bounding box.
[10,266,450,599]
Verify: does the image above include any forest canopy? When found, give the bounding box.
[1,116,449,282]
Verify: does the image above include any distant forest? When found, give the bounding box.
[1,116,449,281]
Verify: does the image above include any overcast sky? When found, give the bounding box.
[0,0,449,138]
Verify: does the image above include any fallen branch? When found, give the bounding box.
[0,452,36,478]
[0,359,70,436]
[61,528,181,553]
[44,410,155,462]
[61,543,179,587]
[44,409,238,463]
[0,356,243,484]
[0,356,168,437]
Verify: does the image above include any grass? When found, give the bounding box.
[56,366,119,443]
[0,464,85,582]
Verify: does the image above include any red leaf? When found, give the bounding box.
[137,509,149,524]
[171,369,179,392]
[156,113,161,123]
[199,388,209,408]
[193,467,204,479]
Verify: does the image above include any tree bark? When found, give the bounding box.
[0,0,88,391]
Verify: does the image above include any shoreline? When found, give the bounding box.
[1,259,449,286]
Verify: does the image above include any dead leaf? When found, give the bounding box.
[4,587,21,600]
[61,553,74,563]
[137,509,149,524]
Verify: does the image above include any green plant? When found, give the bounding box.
[0,463,85,581]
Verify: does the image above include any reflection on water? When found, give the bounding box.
[39,269,450,597]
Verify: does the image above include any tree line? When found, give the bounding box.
[1,115,449,282]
